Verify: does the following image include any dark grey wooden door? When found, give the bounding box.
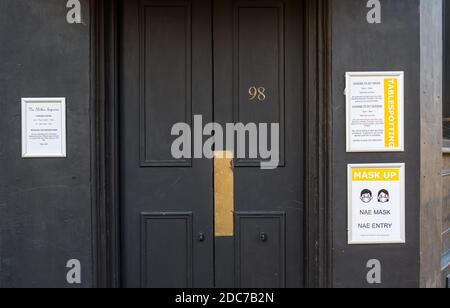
[213,0,304,288]
[120,0,215,288]
[120,0,304,288]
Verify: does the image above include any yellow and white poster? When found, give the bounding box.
[348,164,405,245]
[346,72,404,152]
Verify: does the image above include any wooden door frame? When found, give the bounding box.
[90,0,333,288]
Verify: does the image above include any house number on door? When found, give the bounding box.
[249,86,267,102]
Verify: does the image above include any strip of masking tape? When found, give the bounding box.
[214,151,234,237]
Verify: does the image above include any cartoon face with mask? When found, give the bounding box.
[378,190,390,203]
[360,189,373,203]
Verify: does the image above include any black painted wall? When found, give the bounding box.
[0,0,424,288]
[331,0,421,287]
[0,0,92,287]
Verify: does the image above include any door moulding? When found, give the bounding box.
[90,0,333,288]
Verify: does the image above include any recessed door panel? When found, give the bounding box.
[140,2,193,167]
[141,213,193,288]
[234,3,285,166]
[235,213,286,288]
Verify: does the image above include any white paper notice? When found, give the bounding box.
[346,72,404,152]
[22,98,66,158]
[348,164,405,245]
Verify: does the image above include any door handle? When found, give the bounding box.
[198,233,206,242]
[259,232,268,242]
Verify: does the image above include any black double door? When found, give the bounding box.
[120,0,304,288]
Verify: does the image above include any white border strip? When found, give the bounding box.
[21,97,67,158]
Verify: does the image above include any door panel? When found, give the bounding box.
[120,0,214,288]
[235,213,286,288]
[140,213,193,287]
[234,2,285,166]
[140,2,193,167]
[213,0,304,288]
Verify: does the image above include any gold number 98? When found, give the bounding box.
[249,86,266,102]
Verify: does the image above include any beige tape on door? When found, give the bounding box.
[214,151,234,237]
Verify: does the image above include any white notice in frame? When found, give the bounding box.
[22,98,67,158]
[348,163,406,245]
[346,72,404,152]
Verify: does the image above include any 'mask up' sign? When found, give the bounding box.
[348,164,406,245]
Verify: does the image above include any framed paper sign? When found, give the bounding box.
[346,72,404,152]
[348,163,406,245]
[21,98,67,158]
